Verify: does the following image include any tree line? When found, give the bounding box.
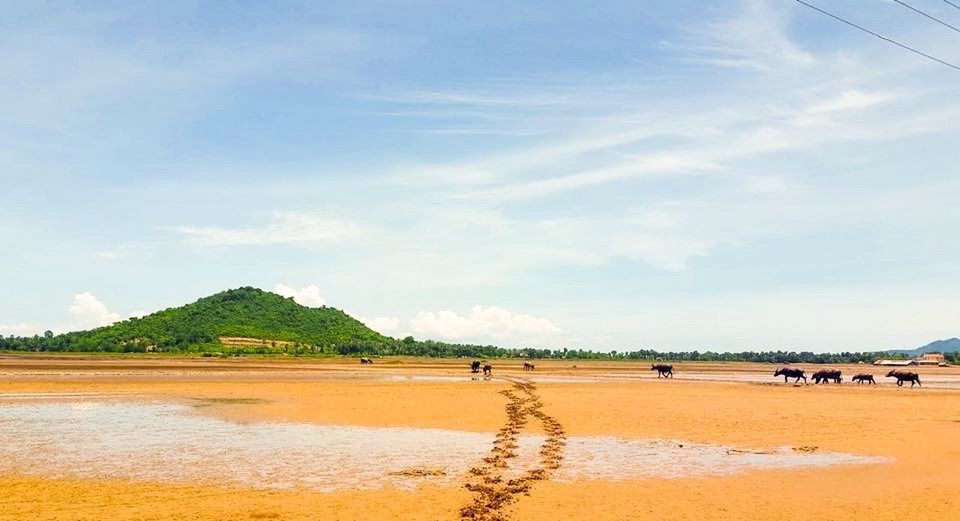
[2,332,957,364]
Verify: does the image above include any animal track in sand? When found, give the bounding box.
[460,379,566,521]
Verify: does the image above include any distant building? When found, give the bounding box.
[915,353,945,365]
[873,359,915,366]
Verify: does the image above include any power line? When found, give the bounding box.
[893,0,960,35]
[792,0,960,72]
[943,1,960,13]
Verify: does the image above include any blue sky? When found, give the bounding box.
[2,0,959,351]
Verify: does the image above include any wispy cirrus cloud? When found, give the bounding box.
[675,0,815,71]
[168,211,359,246]
[804,89,895,114]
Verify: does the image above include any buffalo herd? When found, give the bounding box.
[450,359,927,388]
[466,361,926,389]
[772,367,921,388]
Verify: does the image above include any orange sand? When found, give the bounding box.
[1,356,958,520]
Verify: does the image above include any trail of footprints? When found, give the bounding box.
[460,379,567,521]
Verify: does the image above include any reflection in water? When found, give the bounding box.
[0,401,889,491]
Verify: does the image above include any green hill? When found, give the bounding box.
[38,287,392,353]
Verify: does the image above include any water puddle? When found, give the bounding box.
[0,392,140,400]
[192,397,270,408]
[0,400,889,491]
[385,375,478,382]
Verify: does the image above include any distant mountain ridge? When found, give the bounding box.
[884,337,960,356]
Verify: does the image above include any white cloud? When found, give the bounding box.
[411,305,561,344]
[129,310,148,319]
[471,154,719,201]
[273,283,327,307]
[170,211,358,246]
[617,235,716,272]
[0,323,40,336]
[3,293,145,335]
[360,316,401,335]
[94,250,121,260]
[805,90,894,115]
[66,292,121,330]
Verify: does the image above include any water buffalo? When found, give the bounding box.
[359,357,374,364]
[886,370,921,387]
[851,374,876,385]
[774,367,806,383]
[812,369,841,384]
[470,360,482,373]
[651,364,673,378]
[483,364,493,377]
[523,361,535,371]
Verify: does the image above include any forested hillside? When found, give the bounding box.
[0,287,390,353]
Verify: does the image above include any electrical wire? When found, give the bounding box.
[892,0,960,35]
[793,0,960,72]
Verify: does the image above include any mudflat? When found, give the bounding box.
[1,355,958,520]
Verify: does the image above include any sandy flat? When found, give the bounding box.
[0,355,958,520]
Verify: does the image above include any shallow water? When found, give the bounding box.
[0,400,889,491]
[4,367,958,388]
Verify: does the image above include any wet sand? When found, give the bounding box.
[1,355,958,520]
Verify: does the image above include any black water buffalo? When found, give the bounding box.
[470,360,482,373]
[851,374,876,385]
[812,369,841,384]
[774,367,806,383]
[523,361,535,371]
[651,364,673,378]
[483,364,493,377]
[886,370,921,387]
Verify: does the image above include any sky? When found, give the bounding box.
[1,0,959,352]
